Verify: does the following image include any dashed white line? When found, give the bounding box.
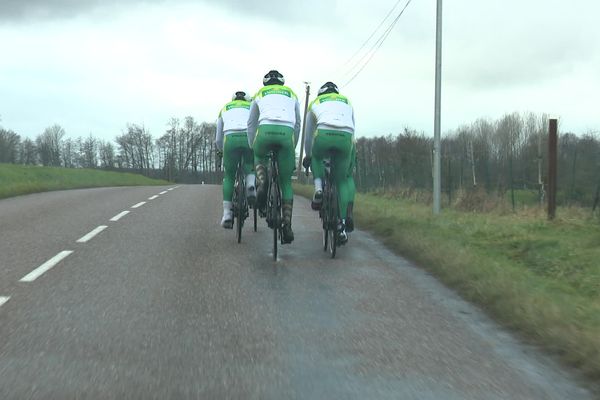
[159,191,168,195]
[110,211,130,221]
[148,195,159,200]
[76,225,108,243]
[0,297,10,307]
[132,201,146,209]
[20,251,74,282]
[167,188,174,191]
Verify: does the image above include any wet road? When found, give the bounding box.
[0,185,594,399]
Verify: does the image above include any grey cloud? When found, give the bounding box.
[0,0,334,22]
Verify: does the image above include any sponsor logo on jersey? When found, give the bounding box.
[261,88,292,98]
[225,102,251,111]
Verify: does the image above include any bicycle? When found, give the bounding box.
[306,155,341,258]
[231,153,257,243]
[264,150,283,260]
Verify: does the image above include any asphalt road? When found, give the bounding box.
[0,185,594,399]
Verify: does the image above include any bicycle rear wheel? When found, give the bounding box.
[321,185,328,252]
[328,183,338,258]
[253,206,257,232]
[270,181,281,260]
[235,169,245,243]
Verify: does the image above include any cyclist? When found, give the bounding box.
[302,82,356,244]
[215,91,256,229]
[247,70,301,244]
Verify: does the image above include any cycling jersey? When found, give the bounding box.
[215,99,252,151]
[247,85,301,147]
[304,92,355,157]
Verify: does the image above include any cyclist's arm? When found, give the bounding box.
[215,114,224,151]
[304,109,317,157]
[293,100,301,146]
[247,100,259,147]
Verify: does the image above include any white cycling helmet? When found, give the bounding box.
[232,91,251,102]
[263,70,285,86]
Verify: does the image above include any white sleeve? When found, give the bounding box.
[247,100,260,147]
[304,109,317,157]
[293,100,301,147]
[215,116,224,150]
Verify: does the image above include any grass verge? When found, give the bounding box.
[294,183,600,381]
[0,163,168,199]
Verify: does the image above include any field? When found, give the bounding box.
[0,164,168,199]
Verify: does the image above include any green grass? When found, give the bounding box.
[294,183,600,381]
[0,163,168,199]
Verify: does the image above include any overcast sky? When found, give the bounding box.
[1,0,598,141]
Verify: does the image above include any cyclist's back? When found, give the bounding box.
[303,82,356,243]
[247,70,301,244]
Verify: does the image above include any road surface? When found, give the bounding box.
[0,185,594,399]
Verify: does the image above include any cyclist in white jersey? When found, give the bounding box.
[303,82,356,243]
[215,91,256,228]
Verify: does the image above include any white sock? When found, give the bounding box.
[314,178,323,192]
[246,174,256,193]
[223,201,232,218]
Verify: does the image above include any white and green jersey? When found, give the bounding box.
[304,93,355,156]
[247,85,301,147]
[215,99,251,150]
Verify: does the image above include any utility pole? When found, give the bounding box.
[548,118,558,220]
[433,0,443,214]
[297,82,311,179]
[538,122,544,206]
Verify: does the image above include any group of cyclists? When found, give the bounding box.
[215,70,356,246]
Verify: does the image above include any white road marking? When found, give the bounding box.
[167,188,174,191]
[20,251,74,282]
[159,191,168,195]
[132,201,146,209]
[0,297,10,307]
[110,211,130,221]
[148,195,159,200]
[76,225,107,243]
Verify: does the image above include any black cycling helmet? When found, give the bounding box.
[318,82,339,95]
[232,91,251,101]
[263,70,285,86]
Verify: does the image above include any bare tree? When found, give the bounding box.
[36,124,65,166]
[0,128,20,163]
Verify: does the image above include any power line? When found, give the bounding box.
[340,0,405,77]
[342,0,413,88]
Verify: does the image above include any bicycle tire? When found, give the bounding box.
[270,179,280,261]
[253,206,257,232]
[329,182,338,258]
[235,166,245,244]
[322,181,329,252]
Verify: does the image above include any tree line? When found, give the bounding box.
[0,117,220,182]
[355,112,600,207]
[2,111,599,207]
